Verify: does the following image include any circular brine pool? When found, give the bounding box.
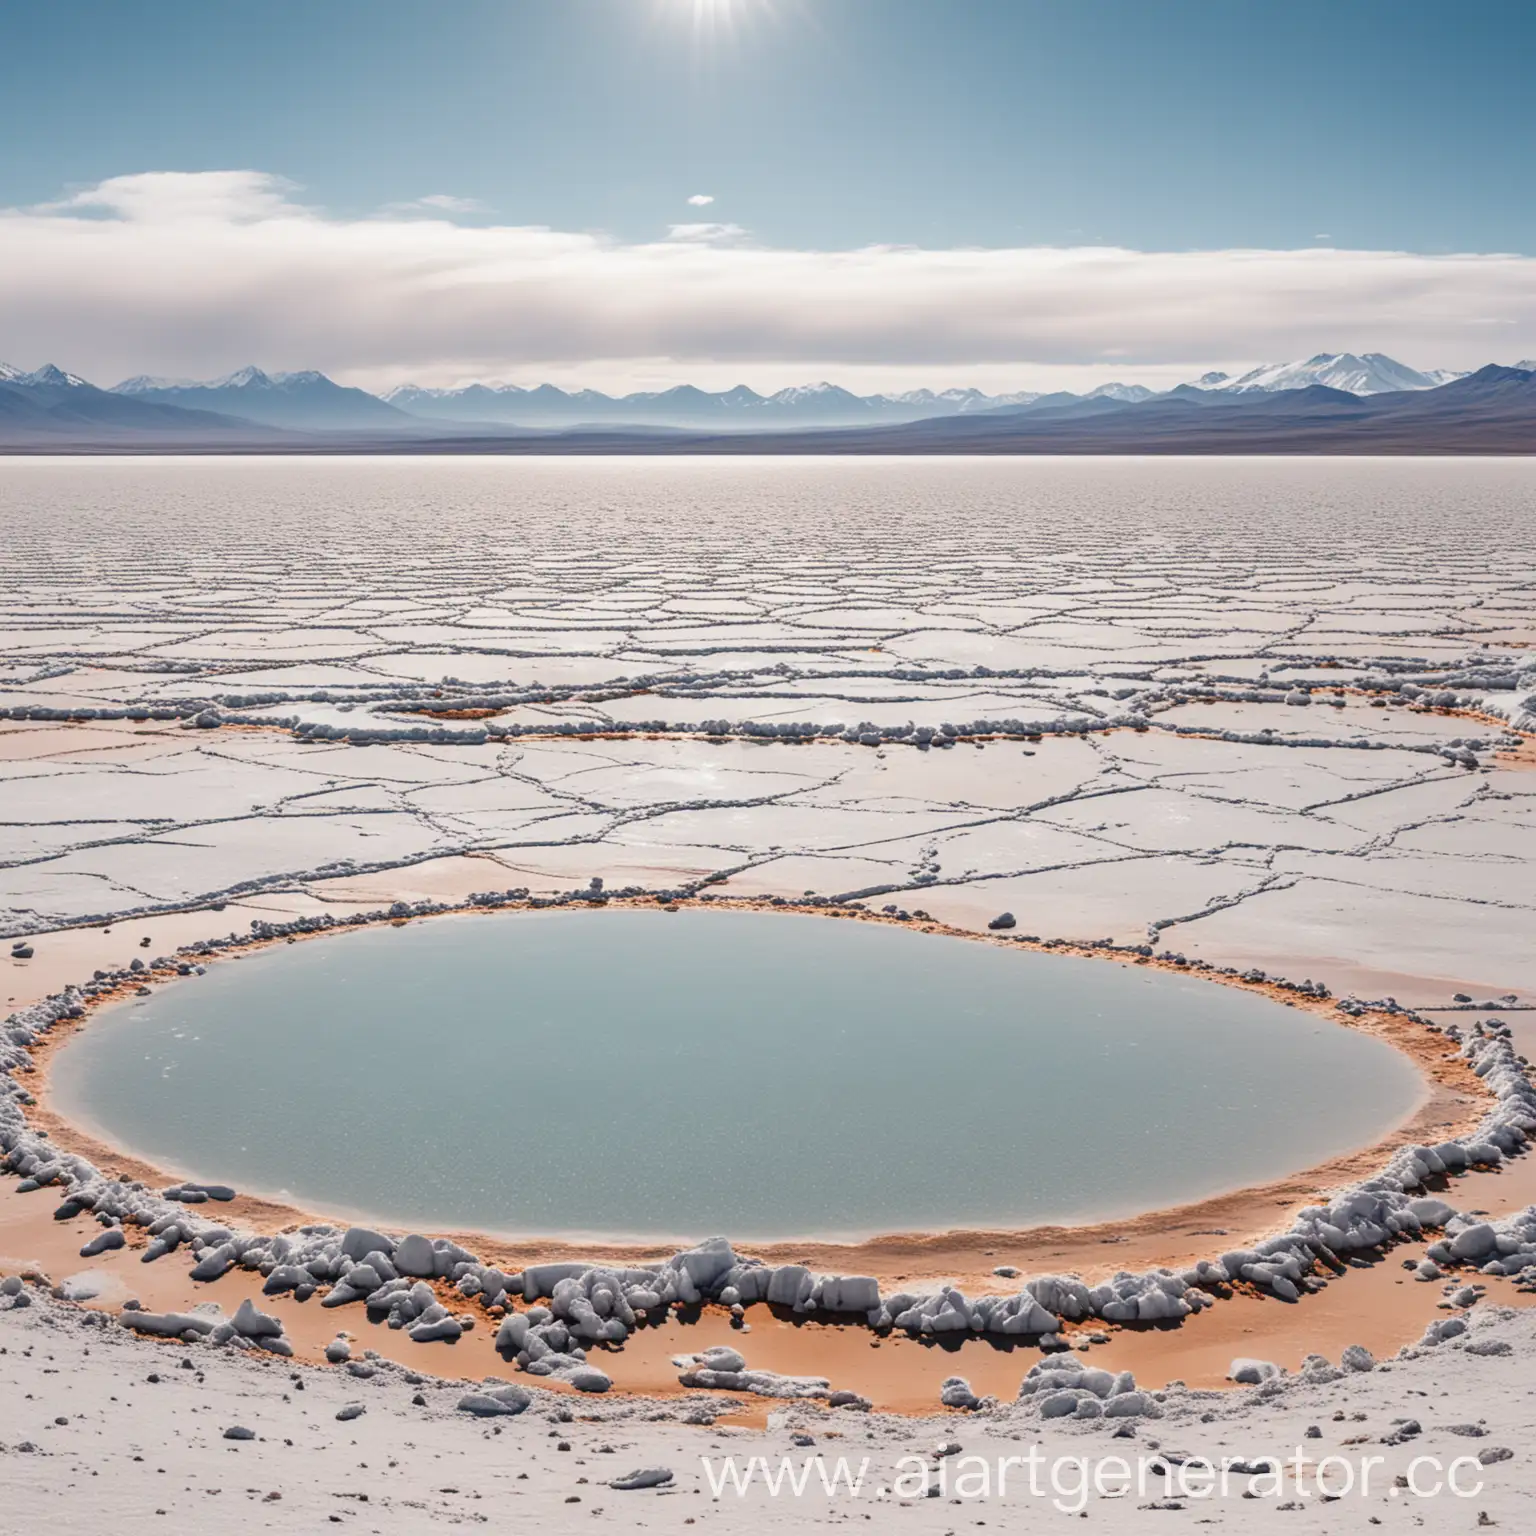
[50,910,1423,1240]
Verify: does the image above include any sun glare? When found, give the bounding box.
[649,0,802,58]
[661,0,767,39]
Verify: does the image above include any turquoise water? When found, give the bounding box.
[51,911,1422,1240]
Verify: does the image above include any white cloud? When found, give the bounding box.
[387,193,488,215]
[4,170,1536,391]
[687,193,715,206]
[39,168,300,224]
[665,221,748,242]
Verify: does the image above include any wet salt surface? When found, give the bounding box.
[49,909,1421,1239]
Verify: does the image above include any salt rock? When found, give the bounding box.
[360,1250,399,1283]
[409,1314,463,1344]
[697,1346,747,1374]
[336,1403,365,1422]
[494,1312,529,1354]
[231,1297,284,1340]
[979,1292,1060,1334]
[325,1337,351,1364]
[1424,1317,1468,1344]
[189,1244,237,1282]
[521,1262,591,1300]
[343,1264,384,1295]
[222,1426,255,1441]
[668,1236,740,1294]
[79,1229,125,1258]
[395,1234,436,1277]
[1018,1358,1122,1400]
[1339,1344,1375,1373]
[815,1275,880,1313]
[611,1467,674,1491]
[121,1310,215,1339]
[182,1183,236,1202]
[679,1363,833,1399]
[340,1227,395,1262]
[458,1385,531,1417]
[1465,1339,1512,1357]
[766,1264,813,1308]
[1449,1224,1498,1261]
[939,1376,985,1410]
[1228,1358,1282,1385]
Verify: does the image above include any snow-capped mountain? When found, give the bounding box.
[0,362,274,439]
[1086,381,1157,403]
[115,366,409,430]
[381,361,1462,428]
[383,379,1047,429]
[1192,352,1457,396]
[0,362,90,389]
[0,351,1497,441]
[3,355,1535,448]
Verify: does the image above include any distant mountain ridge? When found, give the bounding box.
[380,351,1458,426]
[383,378,1045,429]
[615,364,1536,456]
[0,363,277,443]
[1190,351,1463,396]
[0,350,1528,449]
[114,366,409,430]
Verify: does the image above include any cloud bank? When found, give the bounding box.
[3,170,1536,392]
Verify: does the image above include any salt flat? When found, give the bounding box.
[1,455,1532,999]
[4,1269,1536,1533]
[2,454,1535,1530]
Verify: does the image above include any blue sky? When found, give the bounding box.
[4,0,1529,252]
[2,0,1534,391]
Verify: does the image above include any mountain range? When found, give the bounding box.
[1188,352,1464,396]
[114,367,411,430]
[378,353,1451,426]
[381,379,1048,429]
[628,365,1536,456]
[0,364,277,442]
[0,351,1532,451]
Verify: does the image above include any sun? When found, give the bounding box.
[645,0,798,62]
[659,0,771,38]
